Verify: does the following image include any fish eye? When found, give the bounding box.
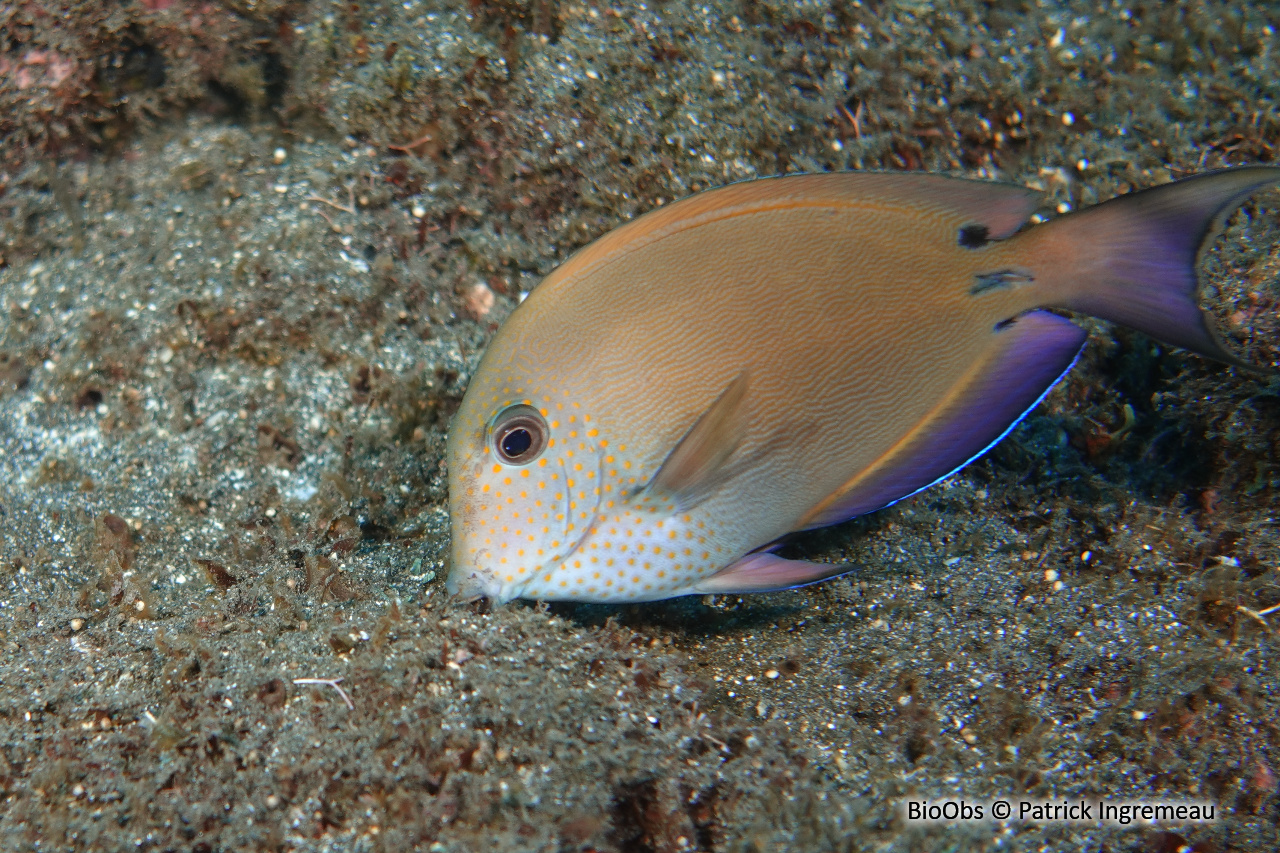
[489,405,548,466]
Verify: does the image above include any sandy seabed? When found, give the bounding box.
[2,1,1280,850]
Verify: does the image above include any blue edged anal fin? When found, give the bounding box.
[798,310,1088,529]
[689,551,854,595]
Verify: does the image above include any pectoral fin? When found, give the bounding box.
[639,371,749,510]
[688,551,853,595]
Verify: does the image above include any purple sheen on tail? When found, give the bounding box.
[689,551,854,595]
[800,310,1087,530]
[1056,166,1280,366]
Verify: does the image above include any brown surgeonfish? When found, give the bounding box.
[445,167,1280,603]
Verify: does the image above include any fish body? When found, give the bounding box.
[445,168,1280,603]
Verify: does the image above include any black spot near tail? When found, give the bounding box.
[958,223,990,248]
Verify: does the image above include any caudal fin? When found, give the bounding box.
[1048,166,1280,367]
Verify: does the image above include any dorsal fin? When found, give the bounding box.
[535,172,1043,303]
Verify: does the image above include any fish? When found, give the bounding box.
[444,167,1280,604]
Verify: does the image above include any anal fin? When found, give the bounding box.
[688,551,853,595]
[798,310,1087,529]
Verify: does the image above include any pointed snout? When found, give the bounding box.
[445,545,491,596]
[444,548,522,603]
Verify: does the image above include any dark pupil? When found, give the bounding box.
[501,427,533,458]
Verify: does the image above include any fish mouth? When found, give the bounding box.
[446,450,609,604]
[446,570,518,604]
[445,548,518,603]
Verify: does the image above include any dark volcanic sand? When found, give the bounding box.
[2,1,1280,850]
